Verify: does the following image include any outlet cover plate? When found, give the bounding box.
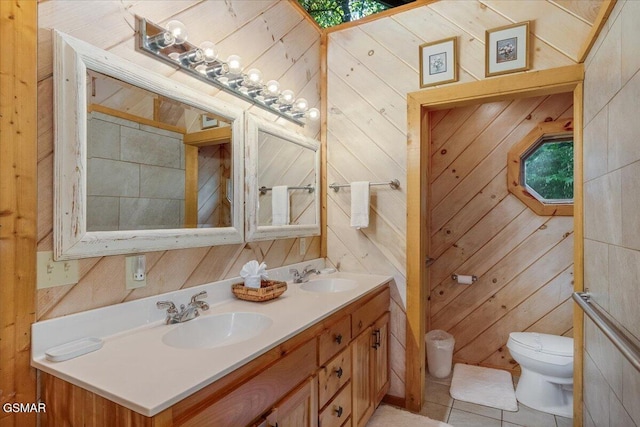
[126,256,146,290]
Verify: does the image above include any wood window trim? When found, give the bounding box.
[507,119,574,216]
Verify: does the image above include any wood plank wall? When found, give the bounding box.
[36,0,321,320]
[326,0,599,396]
[0,2,38,426]
[429,93,575,372]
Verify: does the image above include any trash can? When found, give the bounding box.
[425,329,455,378]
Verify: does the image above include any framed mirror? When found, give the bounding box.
[245,114,320,241]
[53,30,244,260]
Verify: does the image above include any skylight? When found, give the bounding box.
[297,0,415,28]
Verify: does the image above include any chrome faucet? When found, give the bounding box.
[157,291,210,324]
[290,265,320,283]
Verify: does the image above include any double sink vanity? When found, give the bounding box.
[39,28,391,427]
[33,266,392,426]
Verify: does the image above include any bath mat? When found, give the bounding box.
[449,363,518,411]
[367,405,452,427]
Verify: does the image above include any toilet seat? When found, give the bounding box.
[509,332,573,356]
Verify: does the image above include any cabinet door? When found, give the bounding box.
[351,326,374,427]
[266,376,318,427]
[372,312,390,405]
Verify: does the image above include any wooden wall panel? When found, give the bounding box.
[36,0,321,320]
[1,2,38,425]
[327,0,594,399]
[428,94,574,372]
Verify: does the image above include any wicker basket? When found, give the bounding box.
[231,280,287,302]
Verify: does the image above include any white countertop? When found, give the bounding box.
[32,267,391,416]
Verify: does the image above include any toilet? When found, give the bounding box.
[507,332,574,418]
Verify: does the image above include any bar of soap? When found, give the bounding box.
[45,337,103,362]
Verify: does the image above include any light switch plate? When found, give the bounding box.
[126,255,146,290]
[37,251,79,289]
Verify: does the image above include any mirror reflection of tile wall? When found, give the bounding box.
[87,112,186,231]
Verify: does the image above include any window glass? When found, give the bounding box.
[298,0,410,28]
[522,138,574,203]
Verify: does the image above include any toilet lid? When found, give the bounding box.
[509,332,573,356]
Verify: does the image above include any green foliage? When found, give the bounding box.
[298,0,389,28]
[524,140,574,201]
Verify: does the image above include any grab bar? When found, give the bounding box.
[573,292,640,372]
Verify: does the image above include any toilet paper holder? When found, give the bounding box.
[451,274,477,282]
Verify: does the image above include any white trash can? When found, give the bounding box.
[425,329,455,378]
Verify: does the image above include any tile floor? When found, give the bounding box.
[421,373,573,427]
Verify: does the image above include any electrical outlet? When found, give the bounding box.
[299,237,307,256]
[37,251,79,289]
[126,255,146,290]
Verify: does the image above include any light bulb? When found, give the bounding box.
[147,31,175,49]
[199,41,218,63]
[166,20,188,45]
[226,55,243,74]
[306,108,320,121]
[265,80,280,96]
[280,89,295,104]
[245,68,263,86]
[294,98,309,112]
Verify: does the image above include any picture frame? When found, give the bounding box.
[419,37,458,88]
[485,21,530,77]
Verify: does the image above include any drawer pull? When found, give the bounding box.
[358,320,363,329]
[335,406,344,418]
[335,367,343,378]
[335,334,343,345]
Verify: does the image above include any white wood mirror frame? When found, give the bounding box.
[53,30,245,260]
[245,113,321,241]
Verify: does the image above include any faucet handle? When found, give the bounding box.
[190,291,207,304]
[157,301,177,313]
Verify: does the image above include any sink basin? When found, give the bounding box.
[162,312,272,349]
[300,278,358,293]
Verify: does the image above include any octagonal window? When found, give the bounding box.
[522,136,573,203]
[507,119,573,216]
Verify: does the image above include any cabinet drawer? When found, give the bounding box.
[319,382,352,427]
[319,347,351,408]
[351,287,389,337]
[318,315,351,365]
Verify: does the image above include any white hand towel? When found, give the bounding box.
[350,181,370,229]
[272,186,290,226]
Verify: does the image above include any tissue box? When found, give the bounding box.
[231,280,287,302]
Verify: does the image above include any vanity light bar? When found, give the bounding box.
[135,16,319,126]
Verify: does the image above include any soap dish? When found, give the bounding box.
[45,337,103,362]
[232,280,287,302]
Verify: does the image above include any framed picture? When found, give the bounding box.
[485,21,530,77]
[419,37,458,88]
[201,114,219,129]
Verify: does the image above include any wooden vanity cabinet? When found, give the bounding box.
[350,288,390,427]
[40,284,390,427]
[256,376,318,427]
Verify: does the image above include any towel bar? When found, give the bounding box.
[573,292,640,372]
[329,179,400,192]
[259,185,315,195]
